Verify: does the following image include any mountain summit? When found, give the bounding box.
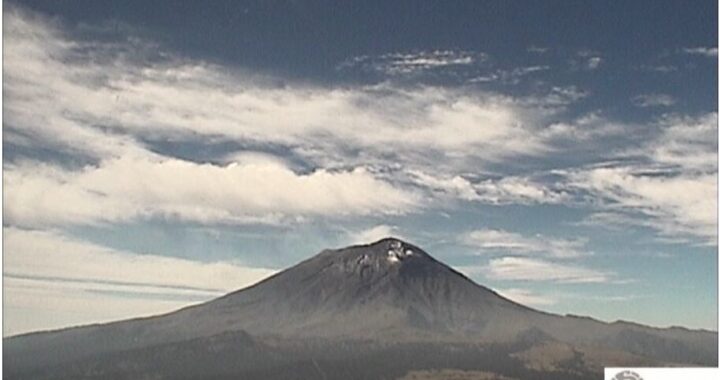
[5,238,718,379]
[191,237,530,340]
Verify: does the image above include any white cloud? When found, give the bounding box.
[2,8,602,227]
[462,229,589,258]
[3,227,275,293]
[408,170,567,205]
[408,170,481,201]
[541,112,626,141]
[632,93,676,108]
[469,65,549,85]
[682,47,718,57]
[572,50,602,71]
[340,50,479,75]
[5,276,196,336]
[349,225,404,245]
[640,64,678,73]
[480,257,612,283]
[527,46,549,54]
[647,113,718,171]
[5,7,715,242]
[586,56,602,70]
[497,288,557,306]
[569,167,717,243]
[4,156,420,227]
[565,113,718,244]
[3,227,276,335]
[473,177,568,205]
[541,86,590,105]
[3,8,582,172]
[495,288,637,308]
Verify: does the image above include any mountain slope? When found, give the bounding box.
[4,238,717,377]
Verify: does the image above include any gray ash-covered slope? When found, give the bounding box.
[182,237,540,341]
[4,238,718,376]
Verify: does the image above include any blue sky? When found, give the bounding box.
[2,0,717,335]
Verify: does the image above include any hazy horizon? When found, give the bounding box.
[3,235,719,338]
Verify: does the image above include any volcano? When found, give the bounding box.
[4,238,717,379]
